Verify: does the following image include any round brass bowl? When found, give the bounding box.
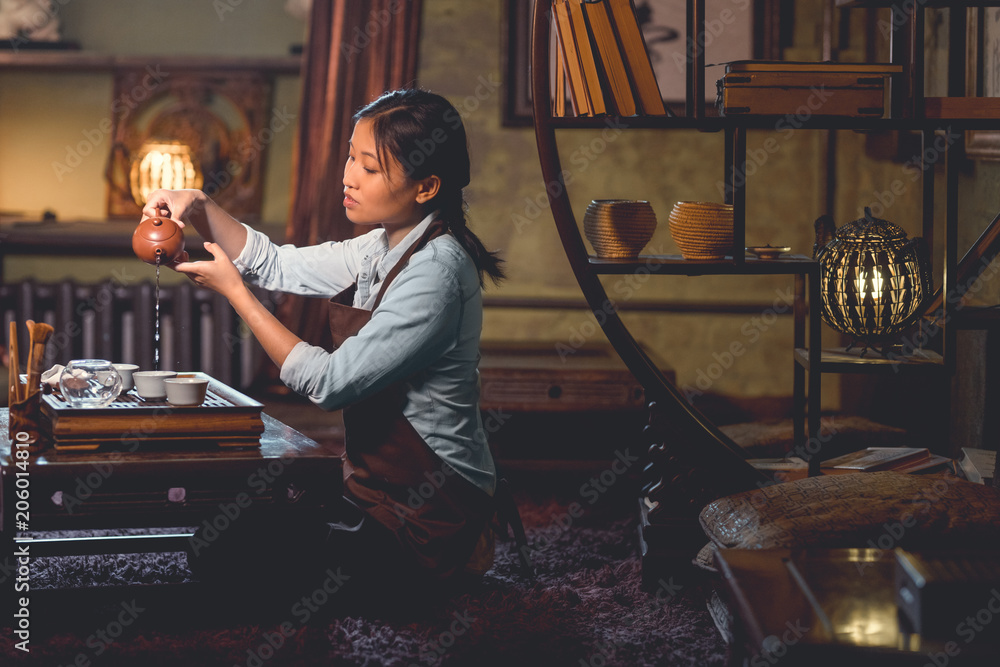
[746,245,792,260]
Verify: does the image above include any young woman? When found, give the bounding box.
[142,89,507,593]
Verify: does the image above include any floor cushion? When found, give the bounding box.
[699,470,1000,552]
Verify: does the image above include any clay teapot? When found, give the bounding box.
[132,217,185,265]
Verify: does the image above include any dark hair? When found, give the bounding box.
[353,89,505,286]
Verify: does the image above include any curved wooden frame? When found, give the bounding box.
[530,1,765,491]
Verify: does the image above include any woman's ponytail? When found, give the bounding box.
[437,188,505,286]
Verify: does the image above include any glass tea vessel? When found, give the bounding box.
[58,359,123,408]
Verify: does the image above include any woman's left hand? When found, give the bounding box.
[172,242,246,300]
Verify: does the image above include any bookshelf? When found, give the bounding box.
[530,0,1000,580]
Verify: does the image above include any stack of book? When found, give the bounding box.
[550,0,666,117]
[819,447,952,475]
[716,61,902,118]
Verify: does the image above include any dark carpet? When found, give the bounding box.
[1,474,728,667]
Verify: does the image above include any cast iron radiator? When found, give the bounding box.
[1,279,275,389]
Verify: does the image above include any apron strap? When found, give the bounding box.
[371,219,447,312]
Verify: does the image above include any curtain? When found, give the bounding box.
[275,0,424,355]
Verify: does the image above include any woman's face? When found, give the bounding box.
[343,118,429,228]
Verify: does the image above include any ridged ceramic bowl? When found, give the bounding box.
[668,201,734,260]
[583,200,657,259]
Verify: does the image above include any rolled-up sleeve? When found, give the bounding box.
[279,256,462,411]
[232,223,369,297]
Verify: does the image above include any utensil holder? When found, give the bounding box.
[8,379,46,451]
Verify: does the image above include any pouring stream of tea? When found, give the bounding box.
[155,253,160,370]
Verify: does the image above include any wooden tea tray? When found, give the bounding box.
[38,372,265,451]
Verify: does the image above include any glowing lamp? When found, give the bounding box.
[129,141,203,207]
[814,207,932,354]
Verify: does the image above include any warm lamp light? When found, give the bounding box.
[129,141,203,207]
[814,207,932,355]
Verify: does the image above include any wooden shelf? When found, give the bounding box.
[588,254,817,276]
[794,347,944,374]
[544,114,1000,131]
[0,51,302,74]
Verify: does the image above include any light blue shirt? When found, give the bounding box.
[233,213,496,496]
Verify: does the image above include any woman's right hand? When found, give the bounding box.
[141,189,210,230]
[140,188,249,262]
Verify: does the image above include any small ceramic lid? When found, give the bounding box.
[135,217,181,242]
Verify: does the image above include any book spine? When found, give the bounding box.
[723,72,888,89]
[605,0,665,115]
[567,0,607,115]
[721,86,884,117]
[583,0,636,116]
[552,0,592,116]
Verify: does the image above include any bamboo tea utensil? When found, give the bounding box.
[9,321,20,403]
[25,320,54,400]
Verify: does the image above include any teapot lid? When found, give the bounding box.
[136,216,181,243]
[837,207,907,242]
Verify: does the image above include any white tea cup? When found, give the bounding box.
[133,370,178,400]
[163,377,209,406]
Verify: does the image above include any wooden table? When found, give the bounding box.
[716,548,999,667]
[0,408,343,557]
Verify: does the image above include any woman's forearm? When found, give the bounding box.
[228,284,302,368]
[188,194,249,260]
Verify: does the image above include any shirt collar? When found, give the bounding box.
[374,210,439,281]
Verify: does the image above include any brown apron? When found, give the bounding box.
[327,220,494,579]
